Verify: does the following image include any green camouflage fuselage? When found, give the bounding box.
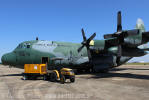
[2,40,90,69]
[1,39,132,71]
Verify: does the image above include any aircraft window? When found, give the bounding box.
[27,45,30,48]
[16,43,30,49]
[22,45,26,48]
[17,45,19,48]
[17,44,22,48]
[19,45,22,48]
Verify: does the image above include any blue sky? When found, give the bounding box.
[0,0,149,62]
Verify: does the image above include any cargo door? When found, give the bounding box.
[41,57,49,64]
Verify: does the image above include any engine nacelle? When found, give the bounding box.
[123,30,142,47]
[90,40,105,51]
[107,46,147,57]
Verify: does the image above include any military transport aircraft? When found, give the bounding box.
[1,11,149,72]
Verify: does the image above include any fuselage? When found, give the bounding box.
[1,40,132,71]
[1,40,88,69]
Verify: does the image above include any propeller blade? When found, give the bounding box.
[116,57,121,65]
[78,45,84,53]
[104,34,112,39]
[87,33,96,43]
[81,28,87,41]
[116,45,122,65]
[87,48,92,61]
[117,45,122,57]
[117,11,122,32]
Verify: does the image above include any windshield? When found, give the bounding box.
[16,43,31,49]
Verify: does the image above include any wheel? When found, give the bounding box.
[50,72,57,82]
[99,69,109,73]
[43,75,47,81]
[23,75,28,80]
[70,76,75,82]
[60,75,65,84]
[31,76,37,80]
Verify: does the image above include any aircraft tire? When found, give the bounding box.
[99,69,109,73]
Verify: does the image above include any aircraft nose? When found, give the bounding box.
[1,53,16,65]
[1,54,7,64]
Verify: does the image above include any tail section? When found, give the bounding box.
[136,18,148,49]
[136,18,145,32]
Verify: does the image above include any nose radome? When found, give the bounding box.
[1,54,6,64]
[1,53,16,65]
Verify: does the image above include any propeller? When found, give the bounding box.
[104,11,139,39]
[104,29,139,39]
[78,28,96,61]
[116,11,122,64]
[104,11,139,65]
[116,11,138,65]
[104,11,123,64]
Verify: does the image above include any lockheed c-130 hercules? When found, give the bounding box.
[1,11,149,72]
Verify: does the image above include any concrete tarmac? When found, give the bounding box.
[0,64,149,100]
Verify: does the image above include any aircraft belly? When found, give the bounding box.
[92,55,115,72]
[92,54,132,72]
[93,64,110,72]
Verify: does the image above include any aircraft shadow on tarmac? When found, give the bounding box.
[78,68,149,80]
[88,68,149,80]
[111,68,149,71]
[90,72,149,80]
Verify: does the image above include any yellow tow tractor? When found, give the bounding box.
[60,68,75,84]
[49,68,75,84]
[23,64,75,84]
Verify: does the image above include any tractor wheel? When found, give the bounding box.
[23,75,28,80]
[70,76,75,83]
[50,72,57,82]
[60,75,65,84]
[43,75,47,81]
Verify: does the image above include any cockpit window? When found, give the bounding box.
[17,44,22,48]
[27,44,30,48]
[17,43,31,49]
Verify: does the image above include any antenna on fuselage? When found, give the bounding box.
[36,37,38,41]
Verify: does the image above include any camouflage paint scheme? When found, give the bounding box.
[2,40,88,68]
[1,18,149,72]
